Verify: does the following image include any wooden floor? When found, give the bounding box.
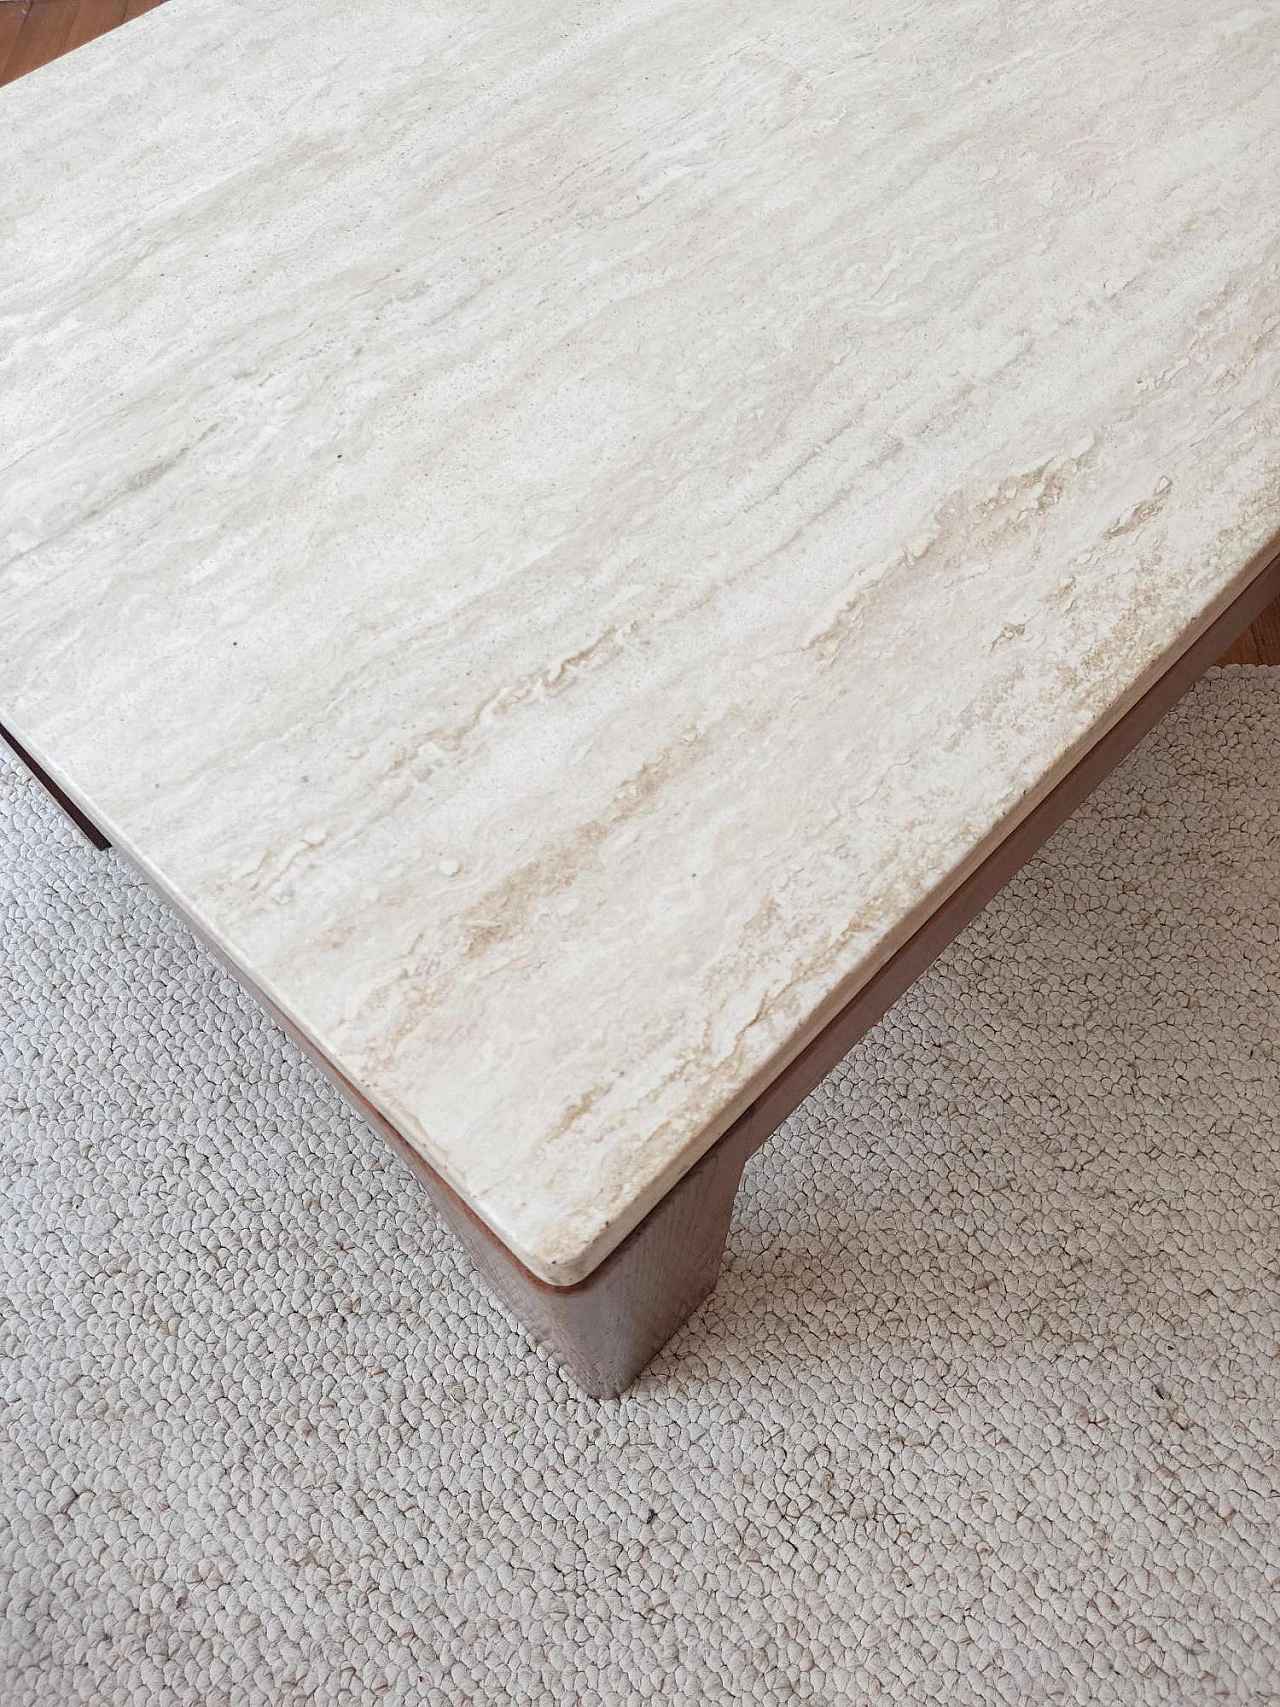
[1217,596,1280,665]
[1,0,165,83]
[4,0,1280,663]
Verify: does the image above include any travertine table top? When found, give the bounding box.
[3,0,1279,1282]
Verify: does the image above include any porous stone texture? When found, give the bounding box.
[2,668,1279,1705]
[5,0,1280,1283]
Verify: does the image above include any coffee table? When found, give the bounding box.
[4,0,1279,1395]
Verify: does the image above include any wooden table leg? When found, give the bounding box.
[396,1124,758,1398]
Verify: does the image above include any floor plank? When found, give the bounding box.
[65,0,127,55]
[0,4,32,86]
[1219,628,1262,667]
[3,0,75,85]
[1220,594,1280,665]
[1245,597,1280,664]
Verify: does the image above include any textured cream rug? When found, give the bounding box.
[2,668,1279,1705]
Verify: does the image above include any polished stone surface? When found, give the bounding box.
[3,0,1279,1281]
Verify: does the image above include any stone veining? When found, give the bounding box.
[2,0,1280,1280]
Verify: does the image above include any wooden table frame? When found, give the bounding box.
[6,542,1279,1396]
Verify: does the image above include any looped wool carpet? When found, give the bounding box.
[2,668,1279,1705]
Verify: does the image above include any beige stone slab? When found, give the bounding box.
[3,0,1279,1281]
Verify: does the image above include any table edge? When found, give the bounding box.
[4,534,1279,1284]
